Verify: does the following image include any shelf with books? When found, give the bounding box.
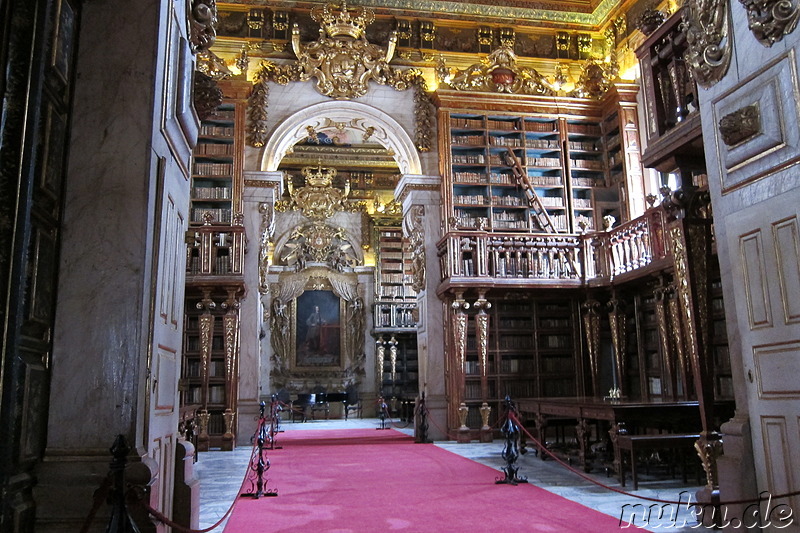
[375,225,418,311]
[190,100,243,226]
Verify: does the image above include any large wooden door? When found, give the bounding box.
[726,191,800,531]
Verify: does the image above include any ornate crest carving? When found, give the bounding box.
[278,165,351,220]
[187,0,218,53]
[277,222,359,271]
[568,58,618,99]
[739,0,800,46]
[682,0,732,88]
[437,45,556,95]
[289,1,397,99]
[718,103,761,146]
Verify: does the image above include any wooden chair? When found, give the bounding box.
[344,384,362,420]
[310,386,330,419]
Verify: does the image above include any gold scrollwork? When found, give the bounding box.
[437,44,556,95]
[682,0,732,88]
[740,0,800,46]
[187,0,218,54]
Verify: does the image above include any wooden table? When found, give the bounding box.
[515,397,724,473]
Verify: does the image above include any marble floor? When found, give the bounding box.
[194,418,706,532]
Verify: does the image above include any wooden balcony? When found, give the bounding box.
[437,206,674,294]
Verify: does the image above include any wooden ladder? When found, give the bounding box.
[503,148,561,233]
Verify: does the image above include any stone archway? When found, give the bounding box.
[260,100,422,175]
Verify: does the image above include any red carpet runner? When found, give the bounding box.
[224,428,633,532]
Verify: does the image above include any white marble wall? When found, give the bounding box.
[36,0,196,529]
[397,175,447,439]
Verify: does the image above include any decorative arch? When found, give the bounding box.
[260,100,422,175]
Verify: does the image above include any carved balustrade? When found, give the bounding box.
[437,206,671,288]
[186,222,247,277]
[374,302,417,330]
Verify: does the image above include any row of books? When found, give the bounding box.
[193,162,233,176]
[192,186,231,199]
[194,142,233,156]
[199,124,234,137]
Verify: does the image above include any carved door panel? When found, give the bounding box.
[726,189,800,532]
[0,0,80,529]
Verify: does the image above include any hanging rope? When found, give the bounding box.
[507,410,800,506]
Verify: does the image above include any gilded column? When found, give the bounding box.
[654,286,676,399]
[450,292,470,430]
[474,292,491,400]
[221,290,240,451]
[197,290,215,450]
[582,299,602,397]
[607,297,627,395]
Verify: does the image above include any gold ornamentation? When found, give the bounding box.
[452,295,470,372]
[569,58,618,99]
[740,0,800,46]
[478,27,494,47]
[582,300,601,397]
[196,410,210,442]
[376,337,386,387]
[458,402,469,430]
[474,295,491,380]
[499,28,515,48]
[286,165,350,220]
[290,1,397,99]
[403,205,426,293]
[223,409,235,439]
[187,0,218,54]
[607,298,627,394]
[247,68,270,148]
[420,21,436,43]
[718,103,761,147]
[480,402,491,430]
[413,79,434,152]
[278,221,359,271]
[258,203,274,294]
[695,432,723,489]
[682,0,732,88]
[270,297,290,370]
[222,294,239,410]
[437,45,556,95]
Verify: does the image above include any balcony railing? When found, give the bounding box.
[374,302,417,330]
[438,207,671,288]
[185,223,246,278]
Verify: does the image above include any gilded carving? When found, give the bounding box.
[437,44,556,95]
[607,298,627,394]
[403,205,426,293]
[288,1,397,99]
[452,296,470,372]
[192,71,223,121]
[740,0,800,46]
[654,287,675,398]
[277,221,359,271]
[682,0,732,88]
[258,202,274,294]
[187,0,218,53]
[222,294,239,411]
[286,165,350,220]
[695,433,723,489]
[474,296,491,379]
[376,338,386,387]
[582,300,602,397]
[247,68,270,148]
[569,58,618,99]
[718,103,761,147]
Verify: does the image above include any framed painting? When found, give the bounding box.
[292,290,343,368]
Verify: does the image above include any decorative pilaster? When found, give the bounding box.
[663,186,720,503]
[474,292,491,400]
[451,292,470,430]
[582,299,602,397]
[221,290,240,450]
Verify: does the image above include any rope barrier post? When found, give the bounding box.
[241,401,278,499]
[415,392,430,443]
[268,395,283,450]
[105,434,141,532]
[377,396,389,430]
[495,396,528,486]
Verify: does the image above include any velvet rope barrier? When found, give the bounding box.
[507,411,800,507]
